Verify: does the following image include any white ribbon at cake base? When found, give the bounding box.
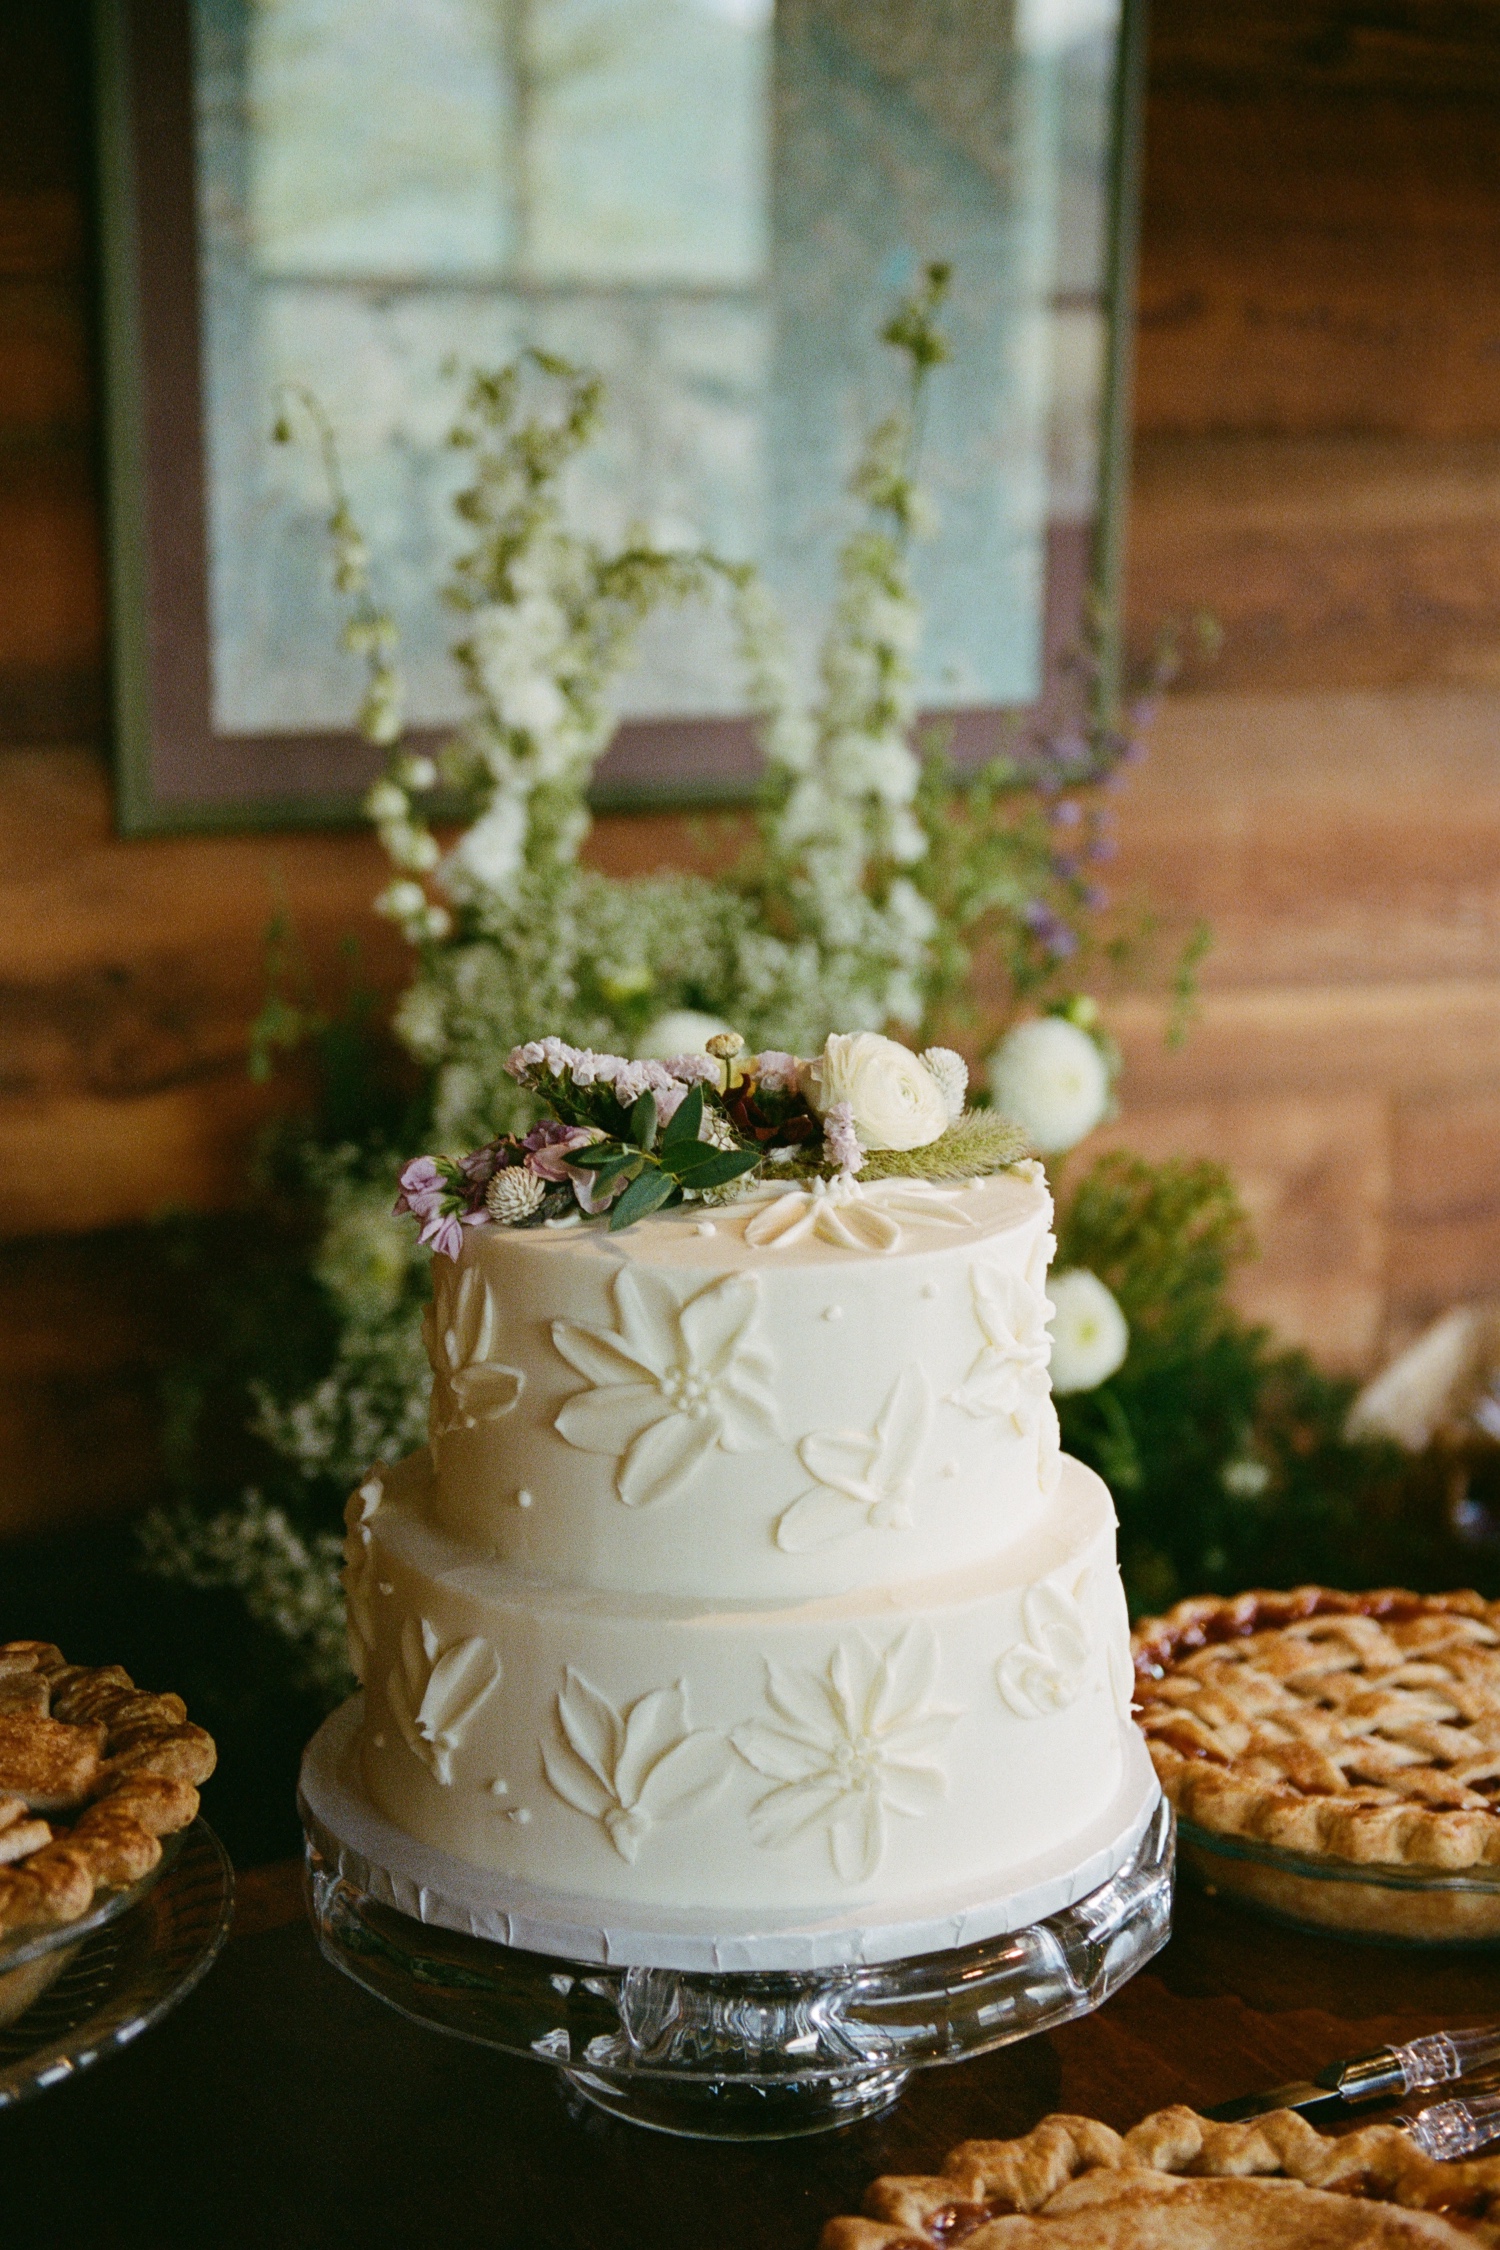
[298,1697,1164,1974]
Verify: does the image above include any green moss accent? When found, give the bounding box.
[857,1109,1031,1180]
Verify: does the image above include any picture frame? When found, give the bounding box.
[95,0,1146,836]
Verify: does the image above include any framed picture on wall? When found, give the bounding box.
[95,0,1146,834]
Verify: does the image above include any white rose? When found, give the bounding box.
[1048,1270,1129,1396]
[635,1009,733,1061]
[987,1016,1111,1155]
[800,1033,950,1151]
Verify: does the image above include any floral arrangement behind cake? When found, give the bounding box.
[140,270,1278,1721]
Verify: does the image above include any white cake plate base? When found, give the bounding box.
[298,1704,1174,2139]
[299,1697,1162,1972]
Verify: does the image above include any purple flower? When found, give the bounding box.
[823,1100,864,1177]
[1048,799,1082,828]
[418,1207,488,1260]
[569,1049,628,1088]
[1083,884,1110,913]
[523,1121,598,1181]
[660,1053,721,1088]
[1087,835,1117,864]
[457,1141,507,1193]
[393,1156,445,1220]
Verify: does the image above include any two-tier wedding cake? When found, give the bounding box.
[324,1031,1151,1965]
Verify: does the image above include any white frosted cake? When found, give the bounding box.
[338,1033,1141,1945]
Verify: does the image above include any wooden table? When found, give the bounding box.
[8,1860,1500,2247]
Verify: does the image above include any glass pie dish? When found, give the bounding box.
[0,1833,187,2031]
[0,1820,233,2105]
[1178,1815,1500,1948]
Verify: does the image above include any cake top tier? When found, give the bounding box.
[405,1156,1060,1604]
[392,1031,1031,1260]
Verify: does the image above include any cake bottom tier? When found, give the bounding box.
[351,1455,1138,1930]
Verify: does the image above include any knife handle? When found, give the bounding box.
[1396,2024,1500,2094]
[1404,2088,1500,2162]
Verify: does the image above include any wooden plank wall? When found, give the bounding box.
[3,3,1500,1539]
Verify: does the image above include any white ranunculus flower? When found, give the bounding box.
[635,1009,733,1061]
[800,1033,950,1151]
[987,1016,1111,1155]
[1047,1270,1129,1396]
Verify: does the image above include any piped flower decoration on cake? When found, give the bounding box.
[731,1624,961,1883]
[423,1264,524,1442]
[541,1671,734,1862]
[341,1472,384,1683]
[740,1174,976,1255]
[997,1581,1092,1720]
[948,1262,1053,1428]
[551,1268,779,1506]
[389,1030,1031,1249]
[776,1368,934,1551]
[387,1617,502,1785]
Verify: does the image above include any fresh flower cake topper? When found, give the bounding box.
[394,1032,1030,1253]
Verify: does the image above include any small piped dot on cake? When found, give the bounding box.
[506,1807,532,1825]
[516,1489,534,1509]
[694,1221,717,1237]
[378,1581,393,1596]
[489,1778,509,1796]
[822,1304,844,1323]
[373,1733,386,1749]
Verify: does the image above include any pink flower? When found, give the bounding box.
[523,1122,598,1181]
[654,1080,689,1125]
[570,1166,630,1215]
[754,1051,801,1092]
[393,1156,445,1220]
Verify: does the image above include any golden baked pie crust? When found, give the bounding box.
[821,2105,1500,2246]
[1131,1587,1500,1872]
[0,1640,217,1938]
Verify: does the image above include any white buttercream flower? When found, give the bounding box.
[634,1009,733,1062]
[387,1617,501,1785]
[551,1268,779,1506]
[987,1016,1111,1155]
[1047,1269,1129,1395]
[542,1672,732,1862]
[776,1368,933,1551]
[731,1624,960,1883]
[741,1176,971,1255]
[800,1033,950,1152]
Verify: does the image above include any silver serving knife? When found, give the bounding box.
[1204,2023,1500,2125]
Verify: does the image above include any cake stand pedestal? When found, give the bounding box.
[299,1703,1172,2139]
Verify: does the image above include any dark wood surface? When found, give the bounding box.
[8,1859,1500,2247]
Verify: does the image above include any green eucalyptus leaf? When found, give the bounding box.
[607,1164,678,1231]
[630,1090,658,1150]
[661,1084,705,1149]
[667,1147,762,1189]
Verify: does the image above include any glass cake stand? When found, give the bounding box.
[303,1793,1173,2139]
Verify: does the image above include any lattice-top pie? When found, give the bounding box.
[821,2105,1500,2246]
[1131,1587,1500,1871]
[0,1640,217,1938]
